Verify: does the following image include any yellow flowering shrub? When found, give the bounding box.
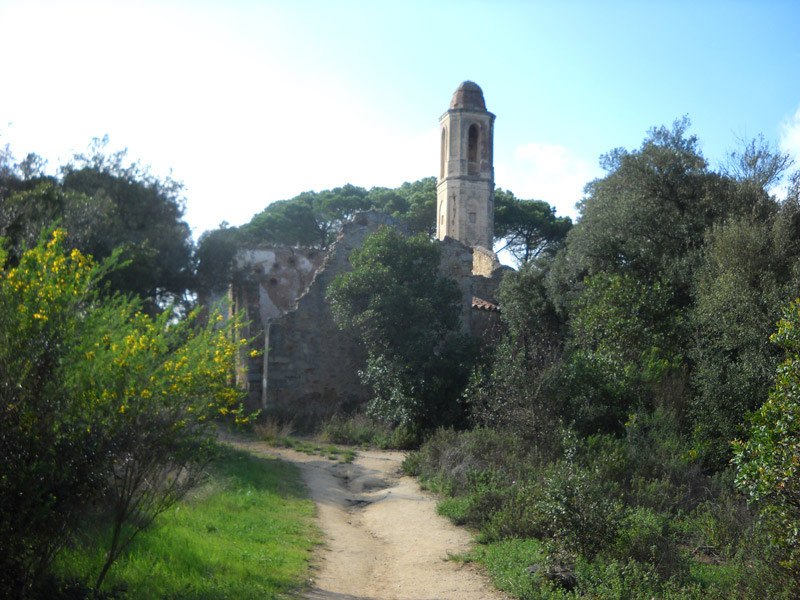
[0,230,250,595]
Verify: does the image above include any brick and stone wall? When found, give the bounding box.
[253,212,402,424]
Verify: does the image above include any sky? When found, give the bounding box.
[1,0,799,240]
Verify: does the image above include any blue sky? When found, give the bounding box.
[1,0,799,237]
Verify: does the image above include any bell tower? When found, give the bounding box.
[436,81,495,249]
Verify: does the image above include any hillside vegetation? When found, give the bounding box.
[324,120,800,598]
[400,122,800,599]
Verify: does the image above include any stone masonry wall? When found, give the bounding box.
[260,211,404,424]
[438,236,477,335]
[228,246,326,410]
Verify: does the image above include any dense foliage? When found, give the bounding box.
[407,120,800,598]
[494,189,572,263]
[0,231,249,598]
[1,138,194,312]
[327,227,478,432]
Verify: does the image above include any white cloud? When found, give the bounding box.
[780,105,800,164]
[495,142,601,220]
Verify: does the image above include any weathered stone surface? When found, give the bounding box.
[245,212,403,423]
[437,81,495,249]
[235,247,326,320]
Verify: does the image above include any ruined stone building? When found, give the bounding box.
[211,82,507,423]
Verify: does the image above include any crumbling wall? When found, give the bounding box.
[472,245,500,277]
[472,245,508,304]
[260,211,403,425]
[229,247,327,409]
[236,247,326,319]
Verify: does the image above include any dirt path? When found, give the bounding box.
[234,439,507,600]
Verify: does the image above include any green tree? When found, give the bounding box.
[0,141,195,312]
[734,298,800,584]
[563,273,684,435]
[314,183,372,239]
[242,184,371,249]
[242,192,323,247]
[494,189,571,264]
[395,177,437,236]
[195,223,241,293]
[327,227,476,429]
[0,181,115,263]
[552,117,743,310]
[366,187,409,217]
[688,136,798,466]
[691,206,800,465]
[61,141,194,310]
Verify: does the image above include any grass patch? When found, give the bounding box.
[258,432,357,464]
[467,538,549,600]
[318,413,420,449]
[56,445,319,599]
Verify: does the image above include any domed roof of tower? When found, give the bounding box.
[450,81,486,111]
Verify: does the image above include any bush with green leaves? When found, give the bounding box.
[562,273,685,435]
[0,230,249,597]
[734,298,800,584]
[691,205,800,468]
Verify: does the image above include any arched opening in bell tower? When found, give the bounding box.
[468,124,479,175]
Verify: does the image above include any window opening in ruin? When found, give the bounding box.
[468,124,479,175]
[469,211,477,224]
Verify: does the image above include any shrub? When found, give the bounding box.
[465,337,563,456]
[734,298,800,583]
[536,455,623,560]
[612,507,682,577]
[0,230,249,596]
[624,408,711,512]
[403,427,529,493]
[319,414,384,446]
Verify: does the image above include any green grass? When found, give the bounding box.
[56,445,319,599]
[466,538,552,600]
[272,437,356,463]
[436,495,472,525]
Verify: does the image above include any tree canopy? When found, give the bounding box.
[494,188,572,264]
[327,227,477,430]
[1,138,194,312]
